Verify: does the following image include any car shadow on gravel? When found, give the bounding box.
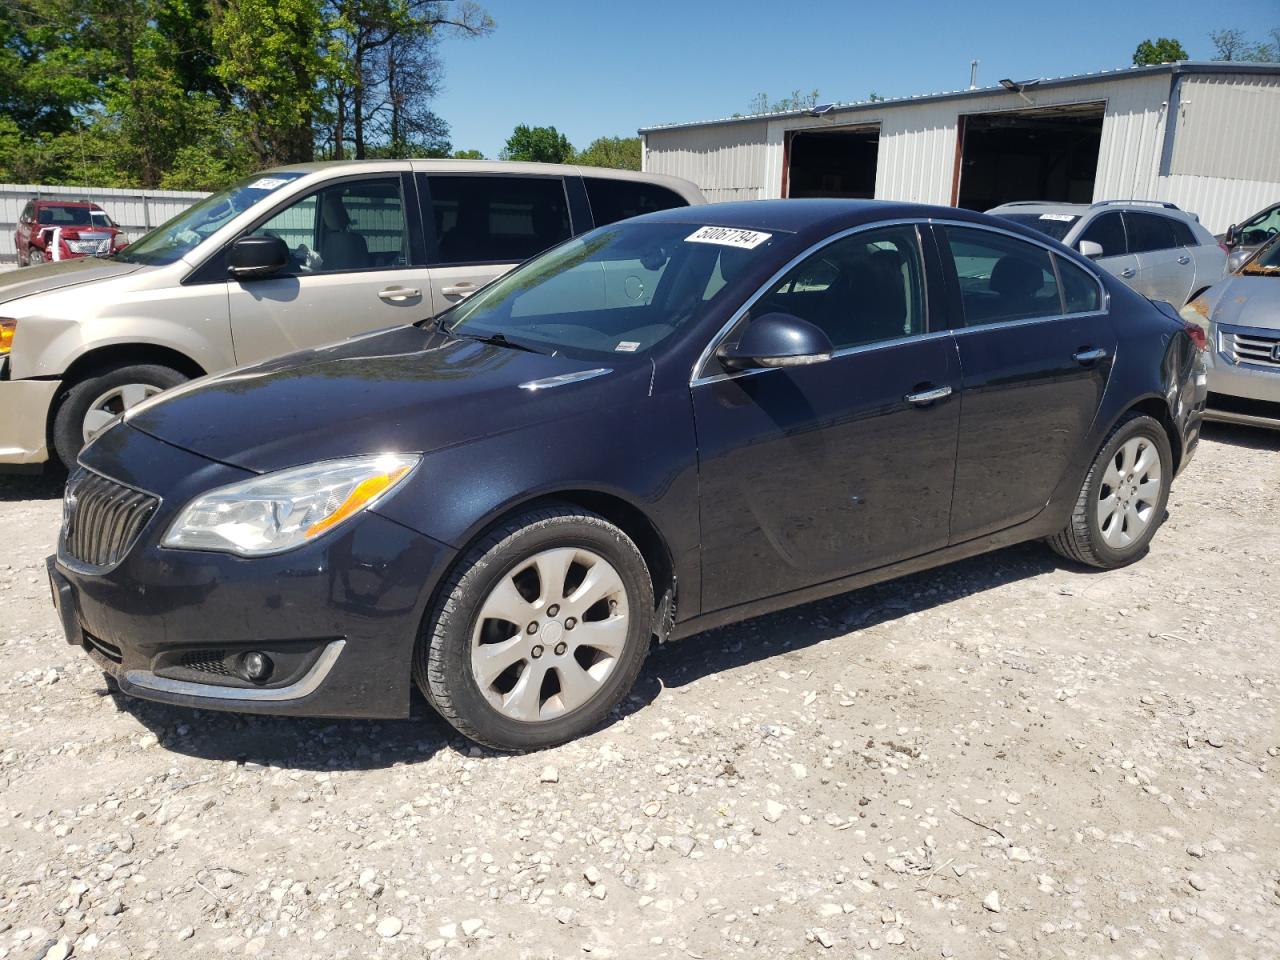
[0,470,63,501]
[1198,421,1280,451]
[109,541,1075,771]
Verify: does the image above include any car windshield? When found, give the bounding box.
[441,221,780,358]
[114,171,308,266]
[994,212,1080,242]
[1240,234,1280,276]
[39,205,93,227]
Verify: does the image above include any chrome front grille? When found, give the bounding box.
[1220,324,1280,369]
[61,469,159,570]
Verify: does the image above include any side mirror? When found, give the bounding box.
[1077,240,1104,259]
[229,235,289,279]
[717,312,834,371]
[1224,224,1238,247]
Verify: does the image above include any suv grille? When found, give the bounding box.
[62,469,159,569]
[1220,324,1280,369]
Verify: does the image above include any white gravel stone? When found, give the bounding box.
[376,917,402,939]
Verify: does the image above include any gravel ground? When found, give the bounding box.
[1,423,1277,960]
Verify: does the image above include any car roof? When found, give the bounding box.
[630,198,1002,238]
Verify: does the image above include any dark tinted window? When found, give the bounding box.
[1078,213,1126,257]
[744,225,926,350]
[429,175,571,265]
[1055,254,1101,313]
[1124,212,1178,253]
[38,205,92,227]
[943,226,1061,326]
[584,178,687,227]
[1168,218,1198,247]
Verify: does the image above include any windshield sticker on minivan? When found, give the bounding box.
[248,177,291,191]
[1039,213,1076,222]
[685,226,772,249]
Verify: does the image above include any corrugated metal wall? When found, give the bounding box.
[0,183,208,266]
[643,70,1277,233]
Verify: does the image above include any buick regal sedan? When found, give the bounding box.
[48,200,1207,751]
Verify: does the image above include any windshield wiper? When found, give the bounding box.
[454,331,549,355]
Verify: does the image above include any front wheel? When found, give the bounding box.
[415,505,655,751]
[51,363,188,470]
[1047,413,1172,569]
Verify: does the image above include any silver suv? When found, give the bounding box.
[0,160,704,470]
[987,200,1225,308]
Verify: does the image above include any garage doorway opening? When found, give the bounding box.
[955,102,1104,211]
[786,125,880,198]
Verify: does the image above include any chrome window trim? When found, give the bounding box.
[689,217,1110,387]
[124,639,346,702]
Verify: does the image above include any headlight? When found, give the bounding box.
[162,454,419,556]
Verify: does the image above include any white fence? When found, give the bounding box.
[0,183,209,266]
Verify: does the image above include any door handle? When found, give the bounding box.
[1176,255,1191,265]
[1119,267,1136,279]
[441,283,477,297]
[377,286,420,302]
[1073,347,1108,364]
[904,385,952,406]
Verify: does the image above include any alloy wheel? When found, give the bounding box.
[1096,436,1162,549]
[470,547,629,723]
[82,383,163,442]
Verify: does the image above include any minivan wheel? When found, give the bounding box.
[415,505,655,751]
[51,364,187,470]
[1047,413,1172,569]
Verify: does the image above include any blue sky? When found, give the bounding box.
[432,0,1277,157]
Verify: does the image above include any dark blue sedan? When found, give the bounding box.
[49,200,1208,750]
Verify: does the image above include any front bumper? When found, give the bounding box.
[0,376,60,464]
[1204,330,1280,428]
[51,424,455,718]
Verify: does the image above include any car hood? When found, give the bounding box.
[124,324,627,473]
[0,257,143,306]
[1202,276,1280,332]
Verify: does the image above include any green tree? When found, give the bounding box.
[747,89,820,114]
[452,148,485,159]
[1133,37,1188,64]
[500,124,573,163]
[574,135,640,171]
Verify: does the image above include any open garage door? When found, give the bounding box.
[955,102,1104,211]
[786,125,880,199]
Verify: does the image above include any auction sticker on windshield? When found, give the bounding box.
[1039,213,1076,222]
[685,226,772,249]
[248,177,291,191]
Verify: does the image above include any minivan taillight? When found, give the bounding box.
[1183,320,1207,352]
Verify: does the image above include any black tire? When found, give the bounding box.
[414,504,655,751]
[29,249,45,265]
[1047,413,1172,569]
[51,363,188,470]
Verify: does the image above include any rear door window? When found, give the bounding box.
[942,226,1062,326]
[428,175,571,265]
[1168,218,1198,247]
[1077,213,1127,258]
[1123,212,1178,253]
[583,178,687,227]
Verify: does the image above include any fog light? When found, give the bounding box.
[240,651,273,683]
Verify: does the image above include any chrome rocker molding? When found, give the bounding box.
[122,639,346,702]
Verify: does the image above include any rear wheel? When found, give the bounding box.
[1047,413,1172,568]
[29,249,45,266]
[415,504,654,751]
[51,363,187,469]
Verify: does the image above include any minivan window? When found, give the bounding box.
[428,175,571,265]
[251,178,407,274]
[1078,213,1126,258]
[583,178,687,227]
[943,226,1061,326]
[1124,212,1178,253]
[115,171,307,267]
[443,221,776,358]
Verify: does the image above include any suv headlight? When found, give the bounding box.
[162,454,419,556]
[0,319,14,355]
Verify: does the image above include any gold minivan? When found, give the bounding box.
[0,161,703,469]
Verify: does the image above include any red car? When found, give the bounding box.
[15,200,130,266]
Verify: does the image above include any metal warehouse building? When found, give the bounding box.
[640,61,1280,233]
